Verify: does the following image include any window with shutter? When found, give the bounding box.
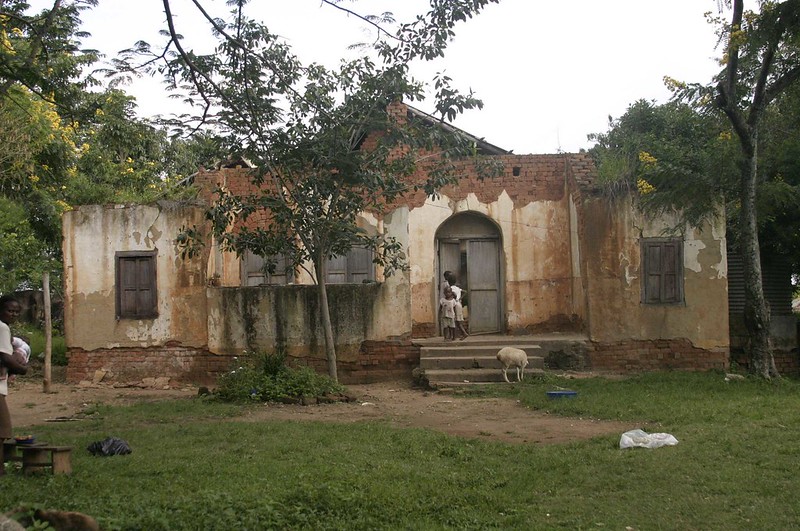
[116,251,158,319]
[325,247,375,284]
[641,239,683,304]
[241,251,293,286]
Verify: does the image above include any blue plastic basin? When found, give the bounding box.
[546,390,578,399]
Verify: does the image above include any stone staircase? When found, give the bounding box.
[413,333,589,388]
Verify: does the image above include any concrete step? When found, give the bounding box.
[422,367,544,385]
[420,344,543,358]
[413,333,589,384]
[420,354,544,370]
[413,333,590,387]
[413,333,588,348]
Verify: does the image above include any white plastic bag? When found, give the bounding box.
[619,429,679,449]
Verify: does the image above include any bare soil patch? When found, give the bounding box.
[6,379,631,445]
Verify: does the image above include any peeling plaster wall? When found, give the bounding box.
[377,207,413,336]
[568,194,588,319]
[582,197,729,350]
[504,194,574,331]
[408,194,455,328]
[407,189,577,335]
[63,202,210,350]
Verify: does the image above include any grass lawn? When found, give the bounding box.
[2,371,799,530]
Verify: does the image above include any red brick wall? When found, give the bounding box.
[290,340,420,385]
[732,351,800,376]
[194,111,599,221]
[67,347,236,386]
[412,322,437,338]
[67,340,420,386]
[588,339,729,372]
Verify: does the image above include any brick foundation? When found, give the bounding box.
[66,347,236,386]
[412,322,438,339]
[732,349,800,376]
[67,340,421,387]
[291,339,421,385]
[588,339,729,373]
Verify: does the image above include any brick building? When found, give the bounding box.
[62,102,732,385]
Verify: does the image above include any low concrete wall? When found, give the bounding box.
[297,339,420,384]
[730,314,798,353]
[207,283,408,362]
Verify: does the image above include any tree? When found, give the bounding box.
[0,0,98,114]
[0,85,76,290]
[0,0,98,295]
[0,196,53,293]
[753,82,800,277]
[589,99,736,228]
[649,0,800,378]
[131,0,500,381]
[709,0,800,378]
[68,88,225,205]
[0,1,225,296]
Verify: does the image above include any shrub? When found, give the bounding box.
[216,351,345,403]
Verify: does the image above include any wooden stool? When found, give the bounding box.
[20,446,72,475]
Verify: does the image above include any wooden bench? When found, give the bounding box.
[20,445,73,475]
[2,439,22,463]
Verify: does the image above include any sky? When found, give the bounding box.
[32,0,730,154]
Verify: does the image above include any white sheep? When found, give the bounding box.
[496,346,529,383]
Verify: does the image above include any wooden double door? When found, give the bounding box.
[439,238,502,334]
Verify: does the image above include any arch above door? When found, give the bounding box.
[436,212,503,334]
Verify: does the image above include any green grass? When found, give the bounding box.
[2,372,800,530]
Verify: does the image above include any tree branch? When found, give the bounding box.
[0,0,63,98]
[320,0,398,41]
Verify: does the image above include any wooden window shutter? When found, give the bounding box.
[662,242,679,303]
[116,251,158,319]
[242,251,293,285]
[642,239,683,304]
[242,252,266,286]
[325,254,348,284]
[347,247,374,283]
[644,242,662,303]
[325,247,374,284]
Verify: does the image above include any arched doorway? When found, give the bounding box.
[436,212,503,334]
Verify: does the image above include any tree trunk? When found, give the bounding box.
[314,252,338,382]
[43,271,53,393]
[739,140,778,378]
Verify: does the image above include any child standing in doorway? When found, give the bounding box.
[439,287,457,341]
[444,272,469,340]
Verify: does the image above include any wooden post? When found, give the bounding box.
[43,271,52,393]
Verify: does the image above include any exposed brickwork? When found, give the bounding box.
[67,341,420,386]
[289,339,420,385]
[731,350,800,376]
[194,166,280,232]
[587,339,729,373]
[193,103,600,220]
[67,347,236,386]
[412,322,438,338]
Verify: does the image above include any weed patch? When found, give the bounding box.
[216,351,346,403]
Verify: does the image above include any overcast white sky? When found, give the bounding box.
[34,0,732,154]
